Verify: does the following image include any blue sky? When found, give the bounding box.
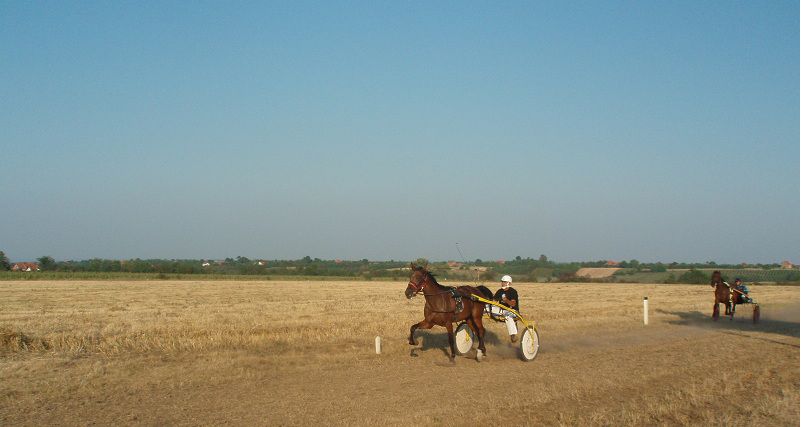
[1,1,798,263]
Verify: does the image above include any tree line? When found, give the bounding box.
[0,251,796,283]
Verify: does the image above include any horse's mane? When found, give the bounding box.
[413,265,441,286]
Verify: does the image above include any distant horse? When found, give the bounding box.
[711,270,734,320]
[405,263,494,361]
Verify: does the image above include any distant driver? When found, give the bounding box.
[734,278,752,303]
[490,275,519,342]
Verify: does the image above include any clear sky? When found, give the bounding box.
[1,1,798,263]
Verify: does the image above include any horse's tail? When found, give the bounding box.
[476,285,493,300]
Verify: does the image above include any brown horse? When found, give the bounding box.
[405,263,493,361]
[711,270,734,320]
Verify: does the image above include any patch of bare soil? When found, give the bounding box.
[575,268,622,278]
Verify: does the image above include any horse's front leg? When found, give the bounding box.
[409,320,429,345]
[409,311,436,346]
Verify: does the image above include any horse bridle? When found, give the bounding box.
[407,279,424,296]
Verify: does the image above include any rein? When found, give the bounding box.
[406,280,456,297]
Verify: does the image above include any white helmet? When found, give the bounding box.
[501,275,512,283]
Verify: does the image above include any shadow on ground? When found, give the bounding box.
[410,328,506,358]
[658,307,800,339]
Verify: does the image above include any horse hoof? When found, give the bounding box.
[476,349,483,362]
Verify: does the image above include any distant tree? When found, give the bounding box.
[651,263,667,273]
[0,251,9,271]
[628,259,641,270]
[414,258,429,267]
[480,270,495,281]
[37,256,55,271]
[538,254,548,263]
[678,268,709,284]
[515,256,522,261]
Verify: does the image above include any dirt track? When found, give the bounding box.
[1,281,798,425]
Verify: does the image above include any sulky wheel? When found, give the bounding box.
[519,327,540,361]
[454,322,474,356]
[753,304,760,324]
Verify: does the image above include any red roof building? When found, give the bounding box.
[11,262,40,272]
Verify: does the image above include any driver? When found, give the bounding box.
[734,278,752,303]
[489,275,520,342]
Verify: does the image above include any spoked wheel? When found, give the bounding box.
[753,304,760,324]
[454,322,474,356]
[519,327,540,361]
[712,304,720,321]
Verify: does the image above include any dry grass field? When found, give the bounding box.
[1,280,798,426]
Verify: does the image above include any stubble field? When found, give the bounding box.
[1,280,798,426]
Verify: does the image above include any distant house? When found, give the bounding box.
[781,260,795,270]
[257,260,267,266]
[605,260,620,267]
[201,261,211,267]
[447,261,463,268]
[496,259,505,265]
[335,259,343,264]
[11,262,40,272]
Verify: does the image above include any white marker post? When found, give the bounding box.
[375,336,381,354]
[643,297,649,325]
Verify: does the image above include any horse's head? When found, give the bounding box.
[405,263,429,299]
[711,270,722,287]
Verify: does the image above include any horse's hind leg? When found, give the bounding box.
[445,320,456,361]
[466,317,479,346]
[474,311,487,355]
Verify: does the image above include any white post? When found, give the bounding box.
[643,297,649,325]
[375,336,381,354]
